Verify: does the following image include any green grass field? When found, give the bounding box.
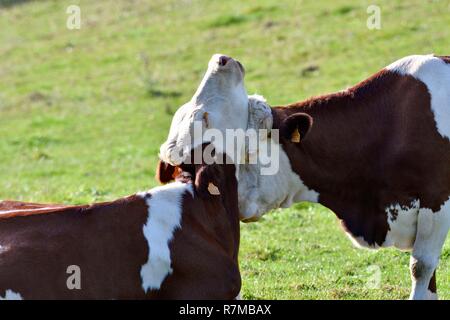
[0,0,449,299]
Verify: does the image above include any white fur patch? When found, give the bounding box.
[0,290,23,300]
[409,198,450,300]
[383,200,420,250]
[138,182,194,292]
[238,95,319,221]
[387,54,450,140]
[413,199,450,262]
[239,145,319,221]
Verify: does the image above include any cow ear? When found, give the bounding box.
[155,160,176,184]
[194,164,222,198]
[280,113,313,143]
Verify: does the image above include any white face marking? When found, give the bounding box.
[237,95,319,221]
[0,290,23,300]
[160,54,248,165]
[138,182,194,293]
[387,54,450,140]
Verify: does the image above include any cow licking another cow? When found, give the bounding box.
[1,53,449,300]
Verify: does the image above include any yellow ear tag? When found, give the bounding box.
[208,182,221,195]
[291,127,301,143]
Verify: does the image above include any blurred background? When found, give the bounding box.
[0,0,449,299]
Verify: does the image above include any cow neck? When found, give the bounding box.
[176,166,240,259]
[218,172,241,260]
[273,70,404,211]
[207,164,240,260]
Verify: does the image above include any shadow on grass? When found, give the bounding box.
[147,88,182,99]
[0,0,32,8]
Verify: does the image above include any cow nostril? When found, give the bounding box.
[218,56,230,67]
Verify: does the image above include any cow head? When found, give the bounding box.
[159,54,249,166]
[156,144,241,215]
[158,95,278,222]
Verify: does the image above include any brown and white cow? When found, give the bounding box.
[164,54,450,299]
[256,55,450,299]
[269,54,450,300]
[0,151,241,300]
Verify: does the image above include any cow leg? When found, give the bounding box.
[409,207,449,300]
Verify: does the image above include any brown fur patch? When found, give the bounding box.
[155,160,176,184]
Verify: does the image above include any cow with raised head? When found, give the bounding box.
[164,54,450,300]
[160,53,249,166]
